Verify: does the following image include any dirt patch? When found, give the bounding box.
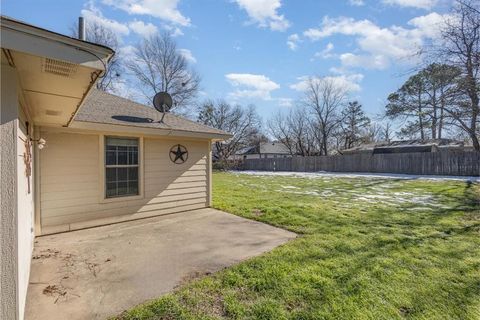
[84,260,100,277]
[252,208,264,216]
[399,306,413,317]
[176,270,213,288]
[42,285,68,303]
[33,249,60,260]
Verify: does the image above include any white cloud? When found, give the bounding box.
[81,3,129,36]
[289,77,310,91]
[382,0,438,10]
[178,49,197,63]
[303,13,447,70]
[107,76,143,102]
[163,24,184,37]
[314,42,335,59]
[340,53,390,69]
[102,0,190,26]
[349,0,365,6]
[287,33,300,50]
[128,20,158,37]
[226,73,280,100]
[407,12,445,38]
[277,98,293,107]
[234,0,290,31]
[118,45,138,62]
[290,74,364,93]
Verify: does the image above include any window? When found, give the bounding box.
[105,137,139,198]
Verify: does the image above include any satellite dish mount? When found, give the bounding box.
[153,92,173,123]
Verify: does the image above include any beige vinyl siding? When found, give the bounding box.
[39,129,209,234]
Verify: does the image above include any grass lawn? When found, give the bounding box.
[117,171,480,320]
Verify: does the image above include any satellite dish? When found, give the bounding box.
[153,92,173,113]
[153,92,173,123]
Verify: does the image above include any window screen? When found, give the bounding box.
[105,137,139,198]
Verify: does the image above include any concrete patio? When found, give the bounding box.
[25,208,296,320]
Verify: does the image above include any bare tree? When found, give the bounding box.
[434,0,480,149]
[365,122,383,143]
[267,107,317,156]
[71,21,121,91]
[268,112,296,155]
[302,77,348,155]
[127,32,200,114]
[288,108,317,156]
[380,122,394,142]
[197,100,260,161]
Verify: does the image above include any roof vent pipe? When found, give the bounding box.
[78,17,86,40]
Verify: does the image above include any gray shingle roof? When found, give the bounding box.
[236,142,290,155]
[74,90,231,138]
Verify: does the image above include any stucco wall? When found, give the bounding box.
[1,64,19,320]
[16,111,35,320]
[1,64,36,320]
[39,129,210,234]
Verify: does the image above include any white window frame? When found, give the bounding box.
[99,134,144,203]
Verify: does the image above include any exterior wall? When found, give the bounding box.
[39,129,210,234]
[1,64,35,320]
[16,110,35,320]
[1,64,19,320]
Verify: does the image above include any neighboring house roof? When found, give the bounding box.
[260,142,290,154]
[236,146,256,155]
[342,139,466,154]
[235,142,290,155]
[73,90,232,140]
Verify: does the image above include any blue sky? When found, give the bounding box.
[2,0,451,122]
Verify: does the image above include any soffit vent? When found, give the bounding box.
[46,110,62,116]
[42,58,78,78]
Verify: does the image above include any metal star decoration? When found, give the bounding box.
[169,144,188,164]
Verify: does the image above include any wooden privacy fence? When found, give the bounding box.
[241,151,480,176]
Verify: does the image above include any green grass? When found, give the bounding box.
[116,172,480,320]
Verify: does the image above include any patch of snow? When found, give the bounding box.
[276,190,320,196]
[230,170,480,182]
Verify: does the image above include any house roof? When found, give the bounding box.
[73,90,232,140]
[236,142,290,155]
[260,142,290,154]
[342,139,466,154]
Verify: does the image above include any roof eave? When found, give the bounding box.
[0,16,114,59]
[69,120,233,140]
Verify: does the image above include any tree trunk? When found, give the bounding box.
[419,109,425,140]
[466,54,480,150]
[418,90,425,140]
[431,90,437,139]
[471,132,480,150]
[439,89,444,139]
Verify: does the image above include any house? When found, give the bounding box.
[230,142,291,160]
[341,139,468,155]
[0,16,231,320]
